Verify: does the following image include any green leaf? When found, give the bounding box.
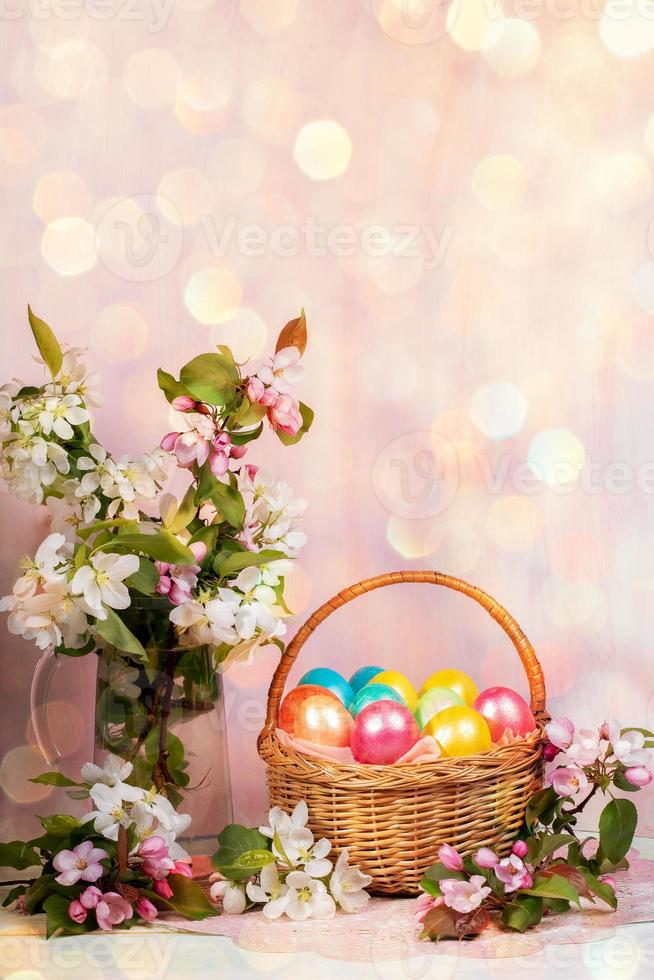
[95,608,147,662]
[422,863,466,884]
[419,878,443,898]
[44,893,92,938]
[215,548,286,579]
[599,798,638,864]
[109,529,195,564]
[167,485,198,534]
[502,896,544,932]
[0,840,41,870]
[215,848,276,882]
[77,518,138,540]
[180,353,240,405]
[28,305,63,378]
[578,869,617,909]
[39,814,81,836]
[232,398,267,427]
[528,833,576,865]
[157,368,194,405]
[525,787,560,829]
[125,558,160,596]
[212,824,270,875]
[145,874,215,920]
[613,770,641,793]
[2,884,28,908]
[276,401,314,446]
[209,481,245,530]
[229,422,263,446]
[29,772,79,788]
[521,873,581,906]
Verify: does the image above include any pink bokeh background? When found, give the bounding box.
[2,1,654,838]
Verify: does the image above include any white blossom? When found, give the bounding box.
[169,596,237,647]
[70,553,139,618]
[329,849,372,913]
[256,347,304,394]
[246,862,289,919]
[284,871,336,921]
[35,393,90,441]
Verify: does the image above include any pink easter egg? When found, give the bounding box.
[351,700,420,765]
[473,686,536,742]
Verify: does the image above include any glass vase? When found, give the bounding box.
[93,598,233,852]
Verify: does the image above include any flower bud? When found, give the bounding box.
[512,840,528,859]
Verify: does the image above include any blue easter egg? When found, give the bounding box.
[348,665,384,694]
[298,667,354,708]
[350,682,406,718]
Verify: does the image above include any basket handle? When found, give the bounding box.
[262,571,546,735]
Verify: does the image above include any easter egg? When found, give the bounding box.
[425,705,492,757]
[350,682,406,718]
[370,670,418,711]
[473,687,536,741]
[414,686,464,731]
[420,669,478,706]
[279,685,354,747]
[298,667,354,708]
[349,665,383,693]
[351,700,420,765]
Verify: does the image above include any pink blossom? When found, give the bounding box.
[246,376,264,402]
[155,561,200,606]
[495,854,532,893]
[599,875,617,890]
[230,444,247,459]
[550,765,590,798]
[136,897,159,922]
[625,766,653,787]
[95,892,134,931]
[68,899,87,924]
[257,347,304,393]
[544,717,575,751]
[440,876,491,914]
[245,464,258,481]
[137,836,175,880]
[268,393,302,435]
[189,541,207,564]
[512,840,528,859]
[170,430,211,468]
[172,861,193,878]
[153,879,173,899]
[474,847,499,869]
[599,721,610,740]
[414,893,444,925]
[160,431,178,452]
[79,885,103,910]
[53,840,108,886]
[438,843,464,872]
[543,742,561,763]
[171,396,197,412]
[567,729,601,766]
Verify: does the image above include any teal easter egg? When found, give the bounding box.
[298,667,354,708]
[414,686,464,731]
[348,665,383,694]
[350,682,406,718]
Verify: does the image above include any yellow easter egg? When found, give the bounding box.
[420,669,479,706]
[425,705,492,757]
[370,670,418,711]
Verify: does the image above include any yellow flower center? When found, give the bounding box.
[96,571,110,588]
[76,858,88,870]
[111,806,125,821]
[298,887,311,903]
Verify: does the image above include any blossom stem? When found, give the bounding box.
[567,783,599,817]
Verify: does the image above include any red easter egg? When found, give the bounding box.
[279,685,354,747]
[351,700,420,765]
[473,686,536,741]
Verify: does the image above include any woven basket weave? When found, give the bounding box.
[258,571,547,895]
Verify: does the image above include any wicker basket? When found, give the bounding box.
[257,571,547,895]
